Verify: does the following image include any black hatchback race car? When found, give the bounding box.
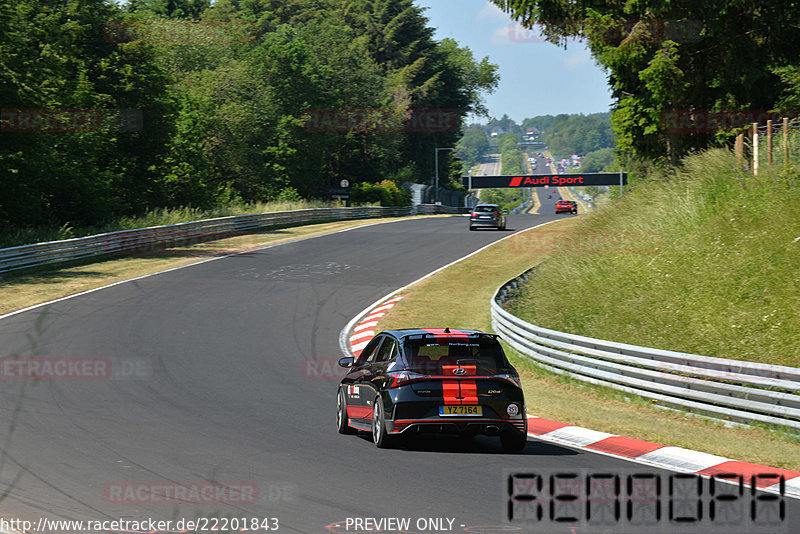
[336,328,528,451]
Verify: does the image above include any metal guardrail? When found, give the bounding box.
[0,206,412,275]
[415,204,469,215]
[492,268,800,431]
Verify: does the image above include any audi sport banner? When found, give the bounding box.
[465,173,627,189]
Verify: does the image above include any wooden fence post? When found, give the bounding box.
[752,122,759,175]
[767,119,773,165]
[784,117,789,164]
[735,133,744,168]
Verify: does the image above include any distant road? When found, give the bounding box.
[476,153,501,176]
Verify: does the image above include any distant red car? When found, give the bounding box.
[555,200,577,214]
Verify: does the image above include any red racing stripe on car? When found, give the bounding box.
[442,380,460,405]
[346,406,373,419]
[442,365,477,376]
[459,379,478,404]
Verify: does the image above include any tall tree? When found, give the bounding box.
[0,0,174,226]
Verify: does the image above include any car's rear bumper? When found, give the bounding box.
[470,220,502,227]
[385,387,526,436]
[387,418,527,436]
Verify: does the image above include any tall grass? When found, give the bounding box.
[0,200,333,248]
[505,148,800,366]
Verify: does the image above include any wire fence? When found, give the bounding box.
[737,116,800,173]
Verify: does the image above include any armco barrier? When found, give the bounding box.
[0,206,411,275]
[492,268,800,432]
[415,204,468,215]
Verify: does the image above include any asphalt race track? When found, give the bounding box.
[0,215,796,534]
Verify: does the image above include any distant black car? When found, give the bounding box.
[469,204,507,231]
[336,328,528,451]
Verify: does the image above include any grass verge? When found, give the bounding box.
[375,216,800,471]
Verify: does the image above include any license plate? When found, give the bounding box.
[439,405,482,416]
[479,215,490,219]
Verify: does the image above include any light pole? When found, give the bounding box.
[434,147,455,204]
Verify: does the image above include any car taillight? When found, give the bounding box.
[493,372,522,388]
[388,371,426,387]
[492,212,500,217]
[471,212,478,217]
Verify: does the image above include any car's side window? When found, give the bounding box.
[374,339,397,363]
[357,337,383,366]
[364,336,387,364]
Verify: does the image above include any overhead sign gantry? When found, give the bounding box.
[464,173,627,189]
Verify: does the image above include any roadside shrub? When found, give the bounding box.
[350,180,411,206]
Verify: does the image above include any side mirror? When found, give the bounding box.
[502,209,509,214]
[338,357,355,368]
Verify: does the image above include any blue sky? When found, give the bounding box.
[413,0,614,123]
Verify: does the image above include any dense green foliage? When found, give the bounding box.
[492,0,800,164]
[349,180,411,206]
[521,115,555,133]
[498,132,526,175]
[540,113,613,157]
[455,124,490,169]
[0,0,498,229]
[578,147,614,172]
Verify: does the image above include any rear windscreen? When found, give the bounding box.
[474,206,497,213]
[403,340,508,374]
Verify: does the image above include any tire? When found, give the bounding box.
[371,395,393,448]
[500,430,527,452]
[336,388,354,434]
[469,226,475,231]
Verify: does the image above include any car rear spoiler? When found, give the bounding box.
[404,332,499,341]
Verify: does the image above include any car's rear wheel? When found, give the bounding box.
[336,388,354,434]
[500,430,527,452]
[372,396,393,448]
